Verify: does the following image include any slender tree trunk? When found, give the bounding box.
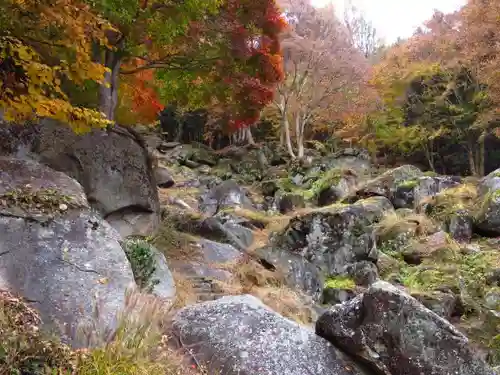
[245,127,255,145]
[466,137,478,176]
[423,141,436,172]
[282,116,296,159]
[279,125,285,147]
[295,116,306,159]
[479,137,485,177]
[467,148,477,176]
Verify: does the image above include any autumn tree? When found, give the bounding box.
[1,0,286,132]
[343,0,384,60]
[272,0,369,159]
[0,0,113,131]
[88,0,286,127]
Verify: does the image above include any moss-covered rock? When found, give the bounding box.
[422,183,478,241]
[352,164,424,206]
[476,169,500,235]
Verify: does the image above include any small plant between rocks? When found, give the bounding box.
[122,238,160,293]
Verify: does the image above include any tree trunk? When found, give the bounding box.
[466,137,478,176]
[479,137,485,177]
[245,127,255,145]
[423,141,436,172]
[295,116,306,159]
[282,117,296,159]
[279,125,285,147]
[99,41,124,121]
[467,148,477,176]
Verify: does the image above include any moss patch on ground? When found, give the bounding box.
[151,218,201,261]
[324,276,356,290]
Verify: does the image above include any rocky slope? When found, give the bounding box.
[0,121,499,374]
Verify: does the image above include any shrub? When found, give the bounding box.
[122,238,159,292]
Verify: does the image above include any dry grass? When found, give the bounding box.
[374,212,438,240]
[170,271,198,309]
[0,290,75,374]
[151,219,202,262]
[419,183,479,221]
[0,288,203,375]
[215,259,315,325]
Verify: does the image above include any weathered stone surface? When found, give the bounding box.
[411,290,458,319]
[155,166,175,188]
[199,180,254,216]
[0,157,135,347]
[448,210,474,243]
[316,281,494,375]
[256,197,392,299]
[353,165,424,206]
[172,295,370,375]
[393,175,462,209]
[0,120,160,237]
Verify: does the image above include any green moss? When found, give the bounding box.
[311,168,342,193]
[397,178,419,189]
[424,184,478,222]
[122,238,159,292]
[394,248,500,308]
[0,187,74,213]
[401,265,459,292]
[324,276,356,290]
[423,171,438,177]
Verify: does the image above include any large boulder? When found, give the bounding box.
[171,295,370,375]
[0,120,161,237]
[0,157,135,347]
[352,165,424,207]
[393,175,462,209]
[256,197,394,300]
[316,280,494,375]
[199,180,254,216]
[476,169,500,235]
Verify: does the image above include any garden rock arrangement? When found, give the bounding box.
[0,124,499,374]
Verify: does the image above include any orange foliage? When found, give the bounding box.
[119,59,164,124]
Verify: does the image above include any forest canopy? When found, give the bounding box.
[1,0,500,176]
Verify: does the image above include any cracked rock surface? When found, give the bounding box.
[0,157,135,347]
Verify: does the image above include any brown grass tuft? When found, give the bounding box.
[375,212,438,240]
[215,259,315,325]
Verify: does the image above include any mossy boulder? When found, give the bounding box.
[316,281,495,375]
[352,164,424,207]
[255,197,393,300]
[476,169,500,236]
[423,183,477,242]
[393,175,462,209]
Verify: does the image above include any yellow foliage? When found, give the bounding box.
[0,0,115,130]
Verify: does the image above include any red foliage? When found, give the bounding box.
[127,59,164,122]
[220,0,287,129]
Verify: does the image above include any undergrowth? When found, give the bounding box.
[122,238,159,292]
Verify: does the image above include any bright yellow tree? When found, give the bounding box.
[0,0,113,132]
